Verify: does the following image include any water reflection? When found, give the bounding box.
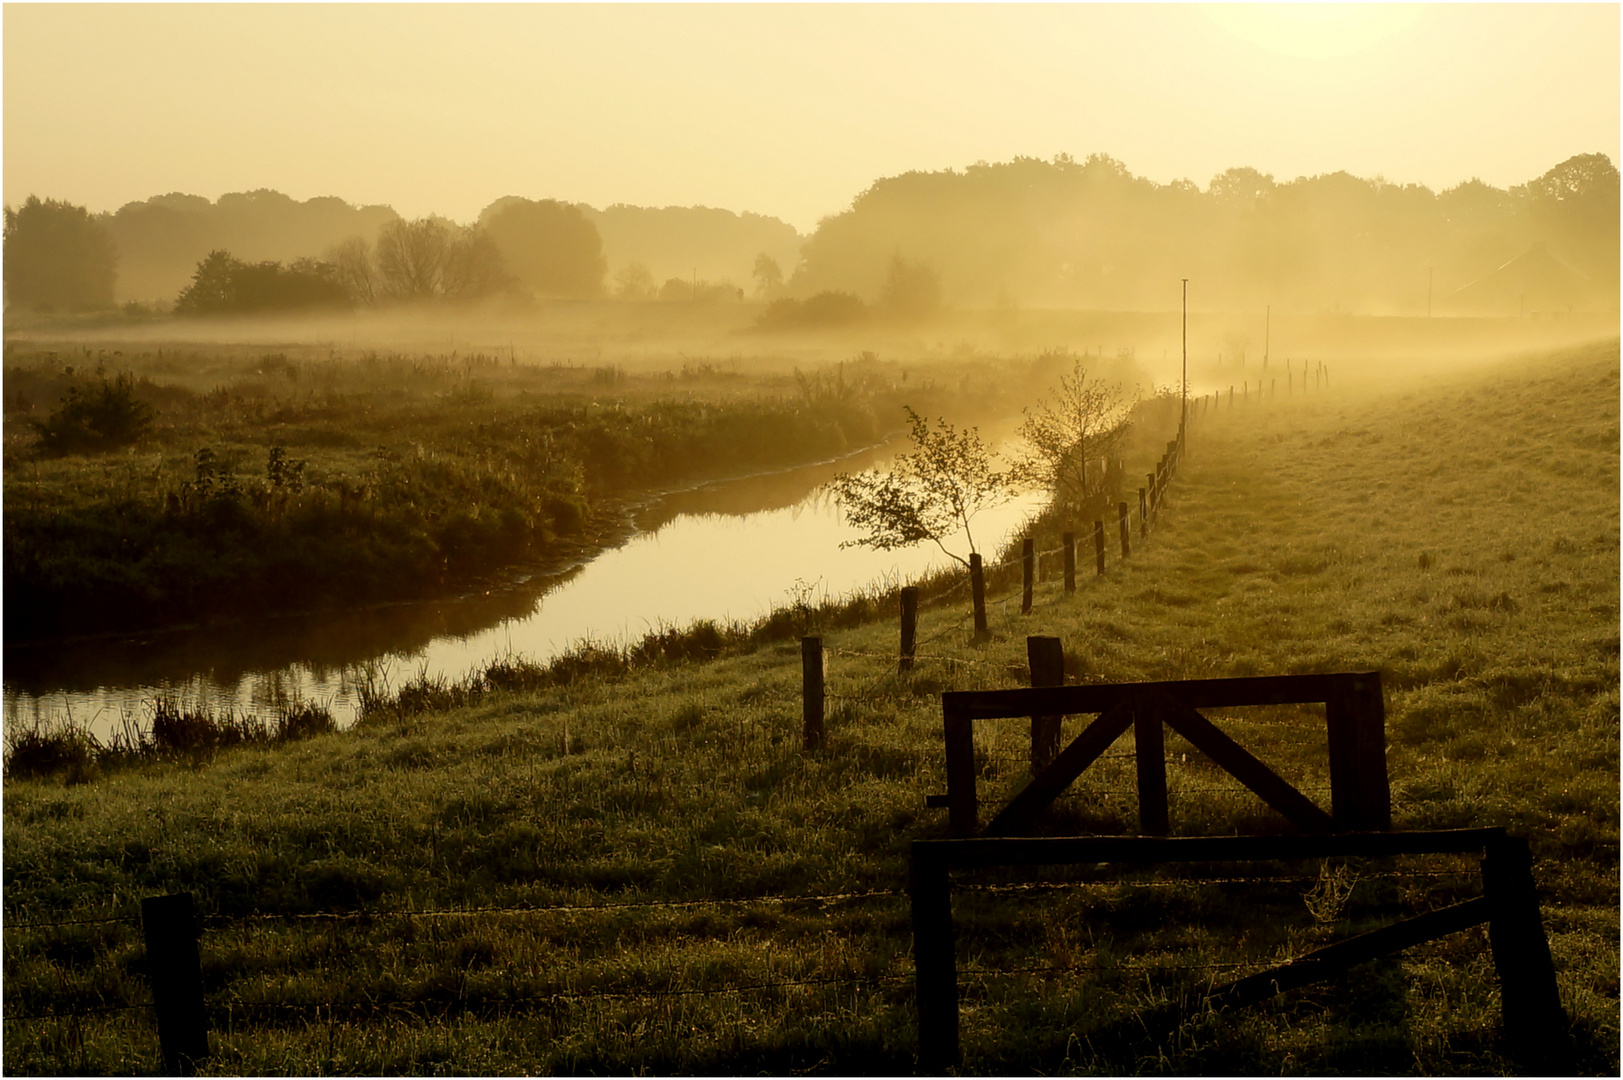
[4,433,1045,738]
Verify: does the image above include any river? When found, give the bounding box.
[3,435,1047,741]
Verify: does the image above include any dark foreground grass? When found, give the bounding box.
[3,340,1617,1075]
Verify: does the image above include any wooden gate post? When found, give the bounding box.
[1483,835,1571,1072]
[1093,520,1106,576]
[1027,636,1065,775]
[142,892,209,1076]
[910,844,959,1070]
[1326,673,1391,830]
[898,587,918,675]
[801,636,824,750]
[1133,694,1170,835]
[944,700,977,835]
[969,553,989,641]
[1021,538,1035,615]
[1118,501,1131,558]
[1062,532,1076,594]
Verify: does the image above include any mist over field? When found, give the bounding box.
[3,4,1617,1076]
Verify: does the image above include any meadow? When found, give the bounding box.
[2,337,1617,1075]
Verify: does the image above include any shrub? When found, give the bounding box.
[31,373,155,454]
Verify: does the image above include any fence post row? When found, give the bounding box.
[1027,635,1065,775]
[142,892,209,1076]
[1021,538,1035,615]
[801,636,824,751]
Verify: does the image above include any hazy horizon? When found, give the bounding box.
[6,4,1619,232]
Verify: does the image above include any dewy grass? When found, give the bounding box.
[3,340,1617,1075]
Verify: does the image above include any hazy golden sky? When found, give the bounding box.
[5,4,1618,232]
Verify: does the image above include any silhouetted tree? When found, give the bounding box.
[173,250,350,315]
[480,198,606,298]
[3,196,118,310]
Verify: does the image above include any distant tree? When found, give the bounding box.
[173,249,350,315]
[752,252,784,299]
[372,218,509,303]
[479,198,606,298]
[659,276,694,302]
[614,262,655,300]
[328,237,378,304]
[3,196,118,310]
[831,407,1012,636]
[878,255,941,321]
[1012,354,1131,514]
[756,291,867,330]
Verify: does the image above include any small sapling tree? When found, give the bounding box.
[831,407,1012,639]
[1014,354,1131,516]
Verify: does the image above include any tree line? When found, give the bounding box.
[5,152,1615,317]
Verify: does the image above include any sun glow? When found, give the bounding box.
[1202,3,1426,61]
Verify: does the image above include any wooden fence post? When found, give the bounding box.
[801,636,824,750]
[1138,487,1148,539]
[1062,532,1076,594]
[1133,694,1170,835]
[1482,836,1571,1072]
[910,844,959,1069]
[1027,636,1065,775]
[1093,520,1106,576]
[1147,472,1157,523]
[969,553,988,641]
[142,892,209,1076]
[1021,538,1035,615]
[1118,501,1131,558]
[898,587,918,675]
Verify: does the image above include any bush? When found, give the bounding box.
[31,373,155,454]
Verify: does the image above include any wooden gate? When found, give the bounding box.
[939,672,1389,836]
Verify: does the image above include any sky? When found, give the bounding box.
[4,3,1619,234]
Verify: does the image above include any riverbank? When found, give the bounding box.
[5,339,1616,1074]
[3,347,1073,644]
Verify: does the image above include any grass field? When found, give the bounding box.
[3,338,1616,1075]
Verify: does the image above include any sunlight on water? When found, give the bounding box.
[4,451,1047,738]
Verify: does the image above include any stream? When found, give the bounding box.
[3,435,1047,741]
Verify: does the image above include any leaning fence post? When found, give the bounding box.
[1118,501,1131,558]
[898,587,918,675]
[142,892,209,1076]
[969,553,988,641]
[801,636,824,750]
[1483,835,1571,1073]
[1027,636,1065,775]
[1021,538,1035,615]
[1062,532,1076,593]
[1093,520,1106,576]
